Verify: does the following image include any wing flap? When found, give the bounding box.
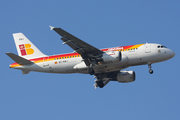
[6,52,34,65]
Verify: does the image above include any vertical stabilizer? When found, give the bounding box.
[13,33,47,59]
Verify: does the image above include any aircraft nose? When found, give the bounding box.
[169,49,175,58]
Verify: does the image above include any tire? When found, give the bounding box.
[96,81,104,88]
[88,68,94,75]
[149,69,153,74]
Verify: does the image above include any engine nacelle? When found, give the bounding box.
[102,51,121,63]
[117,71,135,83]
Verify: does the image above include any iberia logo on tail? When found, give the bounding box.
[19,44,34,56]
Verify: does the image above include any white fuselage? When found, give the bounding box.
[12,43,175,74]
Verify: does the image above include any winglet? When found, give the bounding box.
[49,26,55,30]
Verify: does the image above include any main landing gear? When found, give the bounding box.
[88,64,94,75]
[95,80,104,88]
[148,62,153,74]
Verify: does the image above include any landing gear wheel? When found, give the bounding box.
[88,68,94,75]
[148,62,153,74]
[149,69,153,74]
[88,64,95,75]
[96,81,104,88]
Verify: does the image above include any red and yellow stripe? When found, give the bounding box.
[10,44,144,68]
[102,44,144,51]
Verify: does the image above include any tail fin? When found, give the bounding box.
[13,33,47,59]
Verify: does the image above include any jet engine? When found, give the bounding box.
[102,51,121,63]
[116,71,135,83]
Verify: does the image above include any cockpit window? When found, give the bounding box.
[157,46,167,48]
[161,46,167,48]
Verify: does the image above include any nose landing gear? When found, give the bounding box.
[148,62,153,74]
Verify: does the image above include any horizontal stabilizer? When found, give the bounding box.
[6,52,34,65]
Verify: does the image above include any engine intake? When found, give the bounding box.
[102,51,121,63]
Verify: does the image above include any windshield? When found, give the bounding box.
[157,45,167,48]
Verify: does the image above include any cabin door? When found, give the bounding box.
[145,44,151,53]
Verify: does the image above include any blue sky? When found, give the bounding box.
[1,0,179,120]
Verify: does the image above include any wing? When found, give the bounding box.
[50,26,103,66]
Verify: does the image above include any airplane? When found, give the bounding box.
[6,26,175,88]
